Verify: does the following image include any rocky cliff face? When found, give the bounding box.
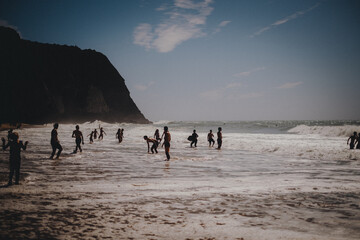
[0,26,149,124]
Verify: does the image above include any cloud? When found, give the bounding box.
[134,81,155,91]
[0,19,22,37]
[200,80,242,100]
[213,20,231,34]
[225,82,242,89]
[277,81,303,89]
[233,67,265,78]
[133,0,213,53]
[250,3,320,38]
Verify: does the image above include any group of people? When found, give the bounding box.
[143,126,171,160]
[1,124,220,186]
[188,127,222,149]
[347,131,360,149]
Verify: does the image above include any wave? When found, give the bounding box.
[288,124,360,137]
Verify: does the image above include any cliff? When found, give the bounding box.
[0,26,150,124]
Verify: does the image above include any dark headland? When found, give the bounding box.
[0,26,150,124]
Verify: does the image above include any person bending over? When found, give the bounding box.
[144,136,158,154]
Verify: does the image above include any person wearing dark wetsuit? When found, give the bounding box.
[217,127,222,149]
[162,126,171,161]
[50,123,63,159]
[356,134,360,149]
[93,129,98,140]
[208,130,215,147]
[144,136,158,153]
[190,130,198,148]
[72,125,84,153]
[88,131,94,143]
[2,132,28,186]
[116,129,121,143]
[99,127,106,140]
[347,132,357,150]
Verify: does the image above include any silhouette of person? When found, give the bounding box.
[217,127,222,149]
[190,130,198,148]
[118,129,124,143]
[7,129,14,142]
[162,126,171,161]
[347,132,357,150]
[356,135,360,149]
[50,123,62,159]
[93,129,98,139]
[116,129,121,143]
[72,125,84,153]
[144,136,158,154]
[88,131,94,143]
[208,130,215,147]
[154,129,161,145]
[99,127,106,140]
[2,132,28,186]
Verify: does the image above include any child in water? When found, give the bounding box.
[2,132,28,186]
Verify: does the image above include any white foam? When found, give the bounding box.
[288,124,359,137]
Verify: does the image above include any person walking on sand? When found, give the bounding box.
[143,136,158,154]
[190,130,198,148]
[208,130,215,147]
[50,123,62,159]
[72,125,84,153]
[162,126,171,161]
[217,127,222,149]
[2,132,28,186]
[88,131,94,144]
[347,132,357,150]
[99,127,106,140]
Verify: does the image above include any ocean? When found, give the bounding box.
[0,120,360,239]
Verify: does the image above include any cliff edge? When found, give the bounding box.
[0,26,150,124]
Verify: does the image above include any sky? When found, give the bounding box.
[1,0,360,121]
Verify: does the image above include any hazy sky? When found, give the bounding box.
[1,0,360,121]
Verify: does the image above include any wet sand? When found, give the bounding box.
[1,124,360,239]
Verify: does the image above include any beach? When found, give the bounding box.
[1,121,360,239]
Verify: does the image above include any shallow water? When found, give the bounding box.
[0,121,360,239]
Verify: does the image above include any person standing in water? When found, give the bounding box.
[143,136,158,154]
[208,130,215,147]
[50,123,62,159]
[88,131,94,144]
[217,127,222,149]
[99,127,106,140]
[190,129,198,148]
[116,129,122,143]
[154,129,161,145]
[93,129,98,140]
[2,132,28,186]
[355,133,360,149]
[72,125,84,153]
[347,132,357,150]
[162,126,171,161]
